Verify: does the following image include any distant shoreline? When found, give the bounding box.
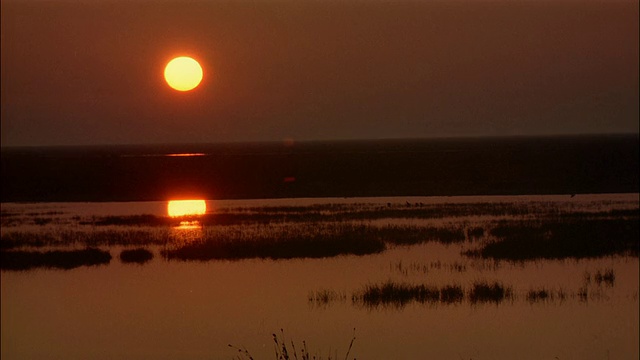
[2,134,638,202]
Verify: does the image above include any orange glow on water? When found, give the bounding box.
[165,153,206,157]
[167,200,206,217]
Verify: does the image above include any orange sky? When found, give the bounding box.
[1,0,638,146]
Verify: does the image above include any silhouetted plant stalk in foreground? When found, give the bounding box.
[229,329,356,360]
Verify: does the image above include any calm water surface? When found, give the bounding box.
[1,195,638,359]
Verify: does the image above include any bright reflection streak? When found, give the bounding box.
[165,153,206,157]
[168,200,207,217]
[171,221,203,243]
[176,221,202,229]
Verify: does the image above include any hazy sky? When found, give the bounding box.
[1,0,638,146]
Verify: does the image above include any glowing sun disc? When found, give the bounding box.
[168,200,207,217]
[164,56,203,91]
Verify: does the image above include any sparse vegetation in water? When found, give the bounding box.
[120,248,154,264]
[0,248,111,271]
[525,288,567,303]
[391,260,467,277]
[308,289,347,306]
[593,268,616,286]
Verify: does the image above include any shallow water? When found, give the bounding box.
[1,195,638,359]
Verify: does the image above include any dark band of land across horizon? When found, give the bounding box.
[1,135,638,202]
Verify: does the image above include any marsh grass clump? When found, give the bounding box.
[525,288,568,303]
[78,214,168,226]
[467,226,485,239]
[440,285,465,303]
[577,287,589,301]
[594,268,615,286]
[163,223,388,261]
[471,218,639,260]
[0,231,57,249]
[354,282,441,308]
[0,248,111,271]
[0,228,171,249]
[353,282,468,307]
[353,281,513,308]
[526,289,550,302]
[374,224,466,245]
[120,248,154,264]
[468,281,513,304]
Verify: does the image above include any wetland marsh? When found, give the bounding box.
[1,194,638,359]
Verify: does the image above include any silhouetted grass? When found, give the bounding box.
[353,282,471,308]
[391,260,467,276]
[0,248,111,271]
[163,224,387,260]
[79,214,167,226]
[468,281,513,304]
[381,225,465,245]
[1,229,171,249]
[440,285,465,303]
[308,289,348,306]
[0,232,57,249]
[468,218,639,260]
[527,289,550,302]
[229,329,356,360]
[120,248,154,264]
[54,200,614,228]
[525,288,568,303]
[594,268,616,286]
[354,282,441,308]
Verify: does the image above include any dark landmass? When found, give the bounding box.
[0,248,111,271]
[2,135,638,202]
[467,217,639,260]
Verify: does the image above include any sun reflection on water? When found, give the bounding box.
[167,200,206,243]
[167,200,207,217]
[170,221,203,243]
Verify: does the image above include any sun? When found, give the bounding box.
[164,56,203,91]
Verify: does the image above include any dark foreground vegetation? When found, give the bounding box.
[0,248,111,271]
[230,329,357,360]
